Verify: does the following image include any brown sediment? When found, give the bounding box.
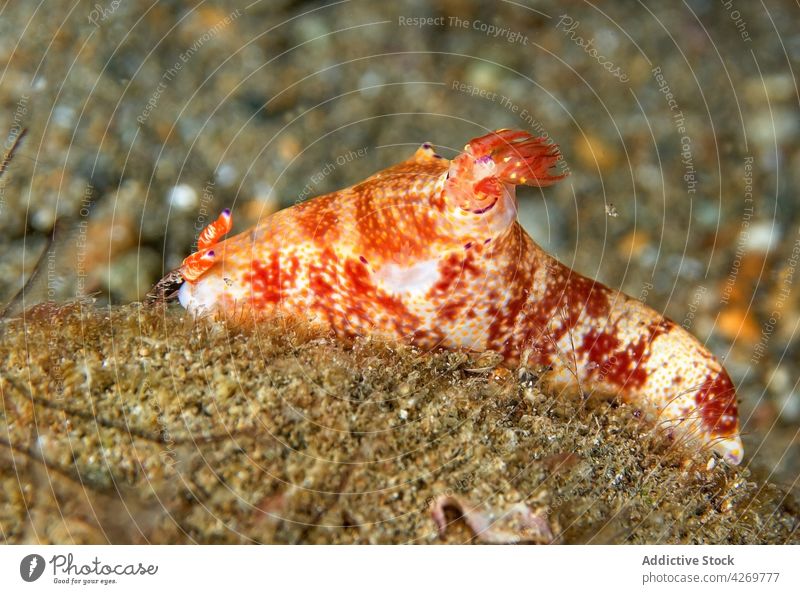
[0,303,796,544]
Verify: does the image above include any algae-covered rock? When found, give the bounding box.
[0,303,797,544]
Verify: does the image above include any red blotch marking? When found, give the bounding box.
[308,253,423,338]
[488,276,536,356]
[247,252,283,308]
[307,247,340,325]
[581,327,646,389]
[583,320,672,391]
[581,327,622,367]
[426,249,485,324]
[517,254,610,365]
[339,258,373,326]
[428,251,482,297]
[437,298,470,324]
[561,273,611,321]
[695,371,738,436]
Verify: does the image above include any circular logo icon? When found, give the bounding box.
[20,554,45,582]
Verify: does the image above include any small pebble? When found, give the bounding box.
[167,184,199,211]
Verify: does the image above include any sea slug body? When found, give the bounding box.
[172,128,743,465]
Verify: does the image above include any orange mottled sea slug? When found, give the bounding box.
[167,128,743,465]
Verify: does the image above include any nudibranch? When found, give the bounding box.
[170,129,743,465]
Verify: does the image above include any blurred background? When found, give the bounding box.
[1,0,798,488]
